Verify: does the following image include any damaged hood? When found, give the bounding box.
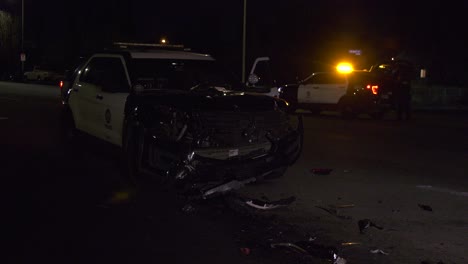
[127,90,279,112]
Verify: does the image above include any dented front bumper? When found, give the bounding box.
[141,115,303,197]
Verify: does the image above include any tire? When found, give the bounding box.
[340,105,355,119]
[59,107,78,144]
[122,121,176,192]
[286,102,297,114]
[339,97,356,119]
[122,120,142,187]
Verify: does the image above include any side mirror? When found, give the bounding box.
[247,73,259,86]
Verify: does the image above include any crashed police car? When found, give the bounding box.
[61,42,303,198]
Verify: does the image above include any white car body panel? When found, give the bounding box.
[297,72,348,104]
[69,82,104,138]
[305,83,347,104]
[68,54,130,146]
[98,92,128,146]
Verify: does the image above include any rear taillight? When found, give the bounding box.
[59,81,64,89]
[366,84,378,95]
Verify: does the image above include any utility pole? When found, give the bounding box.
[242,0,247,83]
[21,0,24,76]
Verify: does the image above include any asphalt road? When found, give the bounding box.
[0,82,324,264]
[239,108,468,263]
[2,81,467,264]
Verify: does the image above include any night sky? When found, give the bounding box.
[2,0,467,83]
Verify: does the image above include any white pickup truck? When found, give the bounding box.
[24,66,61,82]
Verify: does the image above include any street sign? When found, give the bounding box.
[349,49,362,56]
[20,53,26,62]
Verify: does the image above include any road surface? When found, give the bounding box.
[2,81,467,264]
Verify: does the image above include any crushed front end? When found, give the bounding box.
[132,98,303,198]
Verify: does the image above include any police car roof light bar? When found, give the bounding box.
[113,42,185,50]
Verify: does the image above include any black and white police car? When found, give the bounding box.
[278,68,390,118]
[60,42,303,198]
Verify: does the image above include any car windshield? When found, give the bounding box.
[130,59,242,91]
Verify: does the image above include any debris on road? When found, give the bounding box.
[271,240,346,263]
[244,196,296,210]
[418,204,433,212]
[182,204,196,214]
[417,185,468,197]
[370,249,389,255]
[331,204,355,209]
[316,206,352,220]
[341,242,361,246]
[271,242,308,254]
[358,219,384,234]
[310,168,333,175]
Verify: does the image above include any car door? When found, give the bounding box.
[297,74,314,104]
[70,57,108,139]
[93,56,131,146]
[304,73,348,104]
[246,57,278,97]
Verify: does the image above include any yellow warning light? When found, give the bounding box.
[336,62,353,74]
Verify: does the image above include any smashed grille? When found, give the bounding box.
[194,110,290,148]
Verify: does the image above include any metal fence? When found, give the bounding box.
[412,81,468,108]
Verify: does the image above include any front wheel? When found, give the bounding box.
[122,121,144,187]
[340,105,356,119]
[286,104,297,114]
[59,107,78,144]
[339,97,356,119]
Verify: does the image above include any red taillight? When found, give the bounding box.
[366,84,378,94]
[59,81,64,89]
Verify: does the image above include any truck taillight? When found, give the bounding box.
[366,84,378,95]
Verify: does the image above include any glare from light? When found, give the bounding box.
[336,62,353,74]
[160,38,167,44]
